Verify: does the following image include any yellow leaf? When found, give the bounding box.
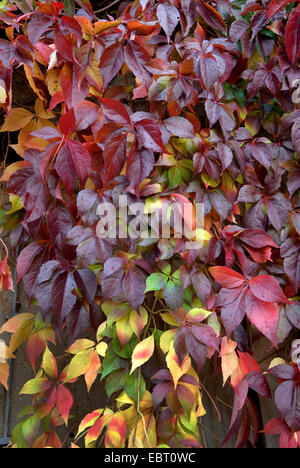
[46,68,62,96]
[67,339,95,354]
[41,346,57,380]
[65,350,93,382]
[160,313,181,327]
[128,413,157,448]
[0,340,9,363]
[219,338,238,386]
[131,335,155,374]
[116,392,134,407]
[268,357,287,369]
[8,320,34,354]
[85,52,103,92]
[34,98,55,119]
[195,391,206,417]
[160,329,175,354]
[6,195,23,214]
[96,321,107,341]
[166,343,191,389]
[0,313,34,334]
[117,391,153,430]
[96,341,107,357]
[0,108,33,132]
[186,308,211,321]
[0,84,7,104]
[129,307,148,338]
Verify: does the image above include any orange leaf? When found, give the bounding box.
[0,362,9,389]
[105,413,127,448]
[0,108,33,132]
[0,161,29,182]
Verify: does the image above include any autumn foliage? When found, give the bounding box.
[0,0,299,448]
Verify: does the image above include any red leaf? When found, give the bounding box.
[286,5,300,65]
[196,0,226,34]
[249,275,289,303]
[156,3,180,43]
[103,133,127,184]
[99,97,131,126]
[191,324,219,350]
[100,43,124,91]
[122,269,146,311]
[67,139,91,185]
[54,26,76,63]
[136,119,167,152]
[171,193,196,232]
[238,352,260,375]
[245,292,278,345]
[52,272,77,327]
[124,40,152,88]
[74,101,99,131]
[27,12,52,44]
[56,383,73,425]
[267,0,296,19]
[238,228,278,249]
[26,334,46,369]
[220,288,248,338]
[164,116,195,138]
[126,148,154,194]
[209,266,246,289]
[17,243,43,281]
[59,108,76,136]
[55,144,77,194]
[263,417,286,435]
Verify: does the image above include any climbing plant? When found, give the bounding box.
[0,0,300,448]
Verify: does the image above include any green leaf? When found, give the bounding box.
[20,377,51,395]
[125,370,146,403]
[105,369,127,398]
[21,415,40,447]
[145,272,167,292]
[12,422,28,449]
[64,0,75,16]
[168,166,181,189]
[101,347,127,380]
[112,331,138,359]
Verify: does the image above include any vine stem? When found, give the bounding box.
[132,366,141,447]
[199,381,221,421]
[94,0,123,14]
